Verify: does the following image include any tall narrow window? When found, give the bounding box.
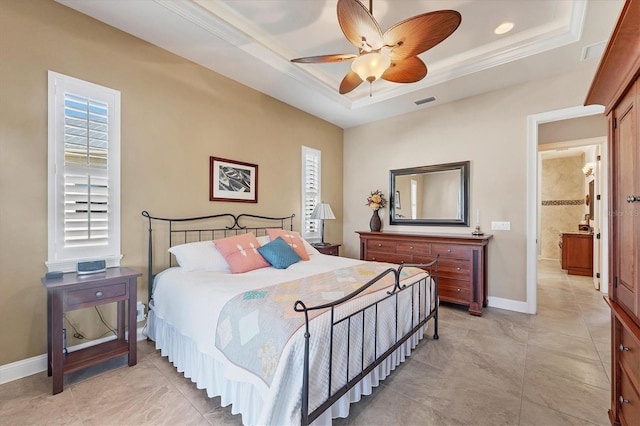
[47,71,121,272]
[301,146,321,241]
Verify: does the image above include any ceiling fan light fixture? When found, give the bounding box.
[351,52,391,83]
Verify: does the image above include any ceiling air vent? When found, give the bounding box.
[414,96,436,106]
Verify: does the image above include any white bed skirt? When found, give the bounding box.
[149,310,427,425]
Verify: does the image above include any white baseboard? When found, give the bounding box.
[0,326,147,385]
[487,296,533,314]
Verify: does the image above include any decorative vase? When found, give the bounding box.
[369,209,382,232]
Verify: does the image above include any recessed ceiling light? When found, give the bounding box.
[494,22,514,35]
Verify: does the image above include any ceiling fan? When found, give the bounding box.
[291,0,461,95]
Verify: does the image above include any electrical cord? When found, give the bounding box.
[63,307,117,341]
[63,314,114,340]
[94,305,117,337]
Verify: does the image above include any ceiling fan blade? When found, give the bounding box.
[291,53,357,64]
[383,10,461,61]
[381,57,427,83]
[339,71,364,94]
[337,0,383,51]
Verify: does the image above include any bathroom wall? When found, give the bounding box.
[540,154,588,259]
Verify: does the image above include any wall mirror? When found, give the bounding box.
[390,161,470,226]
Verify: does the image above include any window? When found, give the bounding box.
[47,71,121,272]
[301,146,321,241]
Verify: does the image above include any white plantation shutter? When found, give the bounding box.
[48,71,121,272]
[301,146,321,241]
[64,174,109,246]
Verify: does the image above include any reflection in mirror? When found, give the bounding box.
[390,161,470,226]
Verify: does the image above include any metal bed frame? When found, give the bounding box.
[141,210,295,302]
[141,211,439,425]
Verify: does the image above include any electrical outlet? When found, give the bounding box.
[136,301,146,322]
[491,221,511,231]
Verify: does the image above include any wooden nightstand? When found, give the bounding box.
[41,267,141,394]
[313,243,341,256]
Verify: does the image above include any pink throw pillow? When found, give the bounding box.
[214,233,269,273]
[266,229,310,261]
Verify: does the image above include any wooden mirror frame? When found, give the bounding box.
[389,161,470,226]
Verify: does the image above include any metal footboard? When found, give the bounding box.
[294,259,439,425]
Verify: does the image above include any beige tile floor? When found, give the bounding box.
[0,259,611,425]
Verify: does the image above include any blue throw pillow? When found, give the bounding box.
[257,236,302,269]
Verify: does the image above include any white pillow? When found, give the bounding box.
[168,240,230,272]
[257,233,319,255]
[303,238,320,255]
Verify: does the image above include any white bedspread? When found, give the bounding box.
[149,253,432,425]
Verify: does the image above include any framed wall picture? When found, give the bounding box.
[209,156,258,202]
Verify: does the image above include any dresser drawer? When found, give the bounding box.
[396,241,430,255]
[437,258,471,280]
[366,239,396,252]
[439,281,471,304]
[365,251,409,264]
[432,243,471,259]
[619,367,640,425]
[66,282,128,310]
[619,326,640,387]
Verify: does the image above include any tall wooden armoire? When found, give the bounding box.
[585,0,640,424]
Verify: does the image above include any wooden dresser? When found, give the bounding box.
[585,1,640,424]
[357,231,492,316]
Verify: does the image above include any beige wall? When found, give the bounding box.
[343,64,599,303]
[0,0,343,365]
[540,155,588,259]
[538,114,607,145]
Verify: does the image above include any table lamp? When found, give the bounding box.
[311,202,335,246]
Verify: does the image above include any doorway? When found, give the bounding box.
[526,105,607,314]
[538,139,606,290]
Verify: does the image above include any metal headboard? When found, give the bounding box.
[141,211,295,302]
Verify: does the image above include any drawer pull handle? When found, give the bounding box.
[457,288,461,292]
[377,243,382,247]
[619,396,629,404]
[447,249,452,253]
[456,267,461,271]
[626,195,640,203]
[619,344,630,352]
[409,246,414,250]
[95,291,103,297]
[372,257,376,261]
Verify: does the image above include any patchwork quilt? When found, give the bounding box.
[214,263,424,385]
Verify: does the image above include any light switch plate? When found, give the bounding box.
[491,221,511,231]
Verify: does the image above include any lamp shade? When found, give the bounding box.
[311,202,335,220]
[351,52,391,82]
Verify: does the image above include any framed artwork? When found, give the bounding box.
[209,156,258,202]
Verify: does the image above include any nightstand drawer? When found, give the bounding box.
[66,282,127,310]
[366,239,396,252]
[432,243,471,259]
[316,244,340,256]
